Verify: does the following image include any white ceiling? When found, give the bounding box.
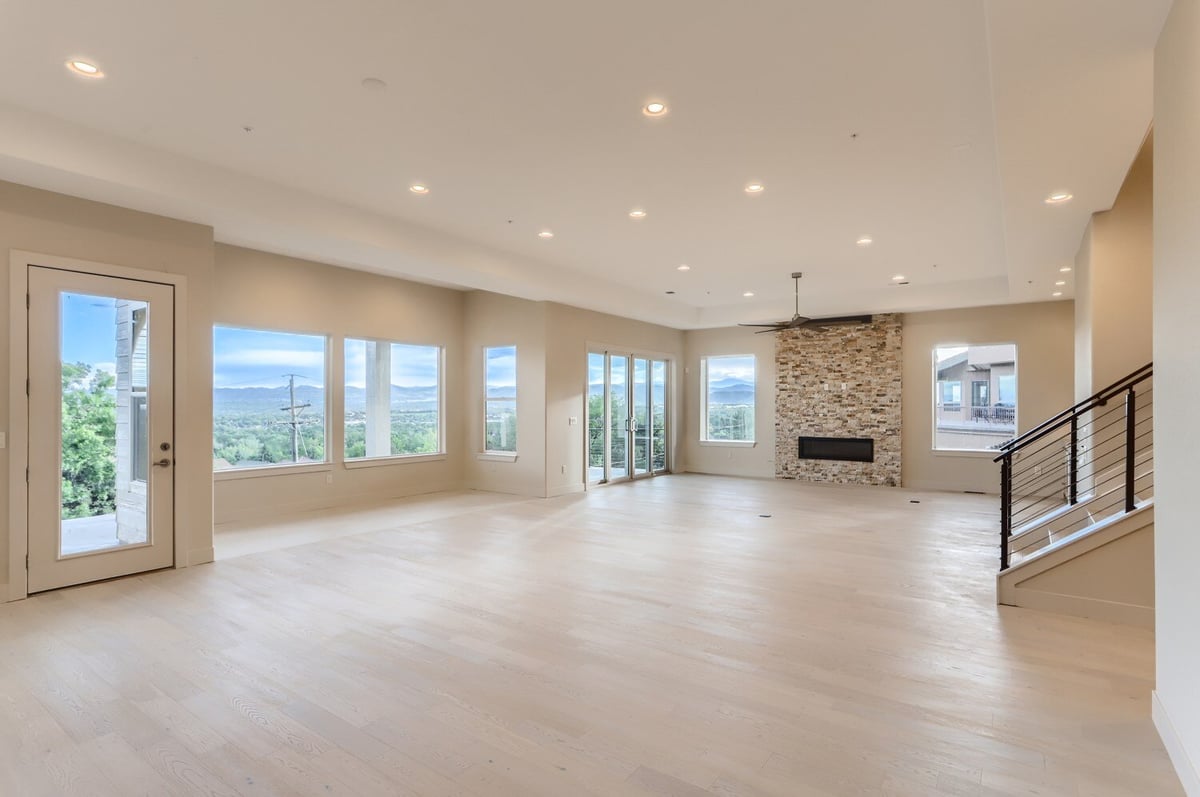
[0,0,1170,329]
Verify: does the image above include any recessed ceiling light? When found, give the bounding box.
[743,291,755,297]
[1053,291,1063,297]
[538,230,554,239]
[745,183,765,194]
[676,264,691,271]
[857,236,874,247]
[629,209,647,219]
[892,274,906,281]
[1060,266,1073,273]
[66,59,103,78]
[409,184,429,194]
[1045,191,1074,205]
[643,101,668,117]
[361,77,388,91]
[1055,280,1066,286]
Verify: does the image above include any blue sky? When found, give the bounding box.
[707,355,755,383]
[61,293,119,374]
[214,327,327,389]
[344,339,439,389]
[214,328,448,389]
[486,345,516,390]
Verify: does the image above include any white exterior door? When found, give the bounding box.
[27,266,175,592]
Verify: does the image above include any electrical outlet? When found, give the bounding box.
[561,465,566,474]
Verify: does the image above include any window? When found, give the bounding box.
[701,355,755,442]
[484,345,517,452]
[130,306,149,482]
[971,380,989,407]
[934,344,1017,451]
[213,327,328,471]
[345,339,441,460]
[939,381,962,407]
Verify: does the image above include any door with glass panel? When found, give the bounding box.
[587,351,669,484]
[27,267,175,593]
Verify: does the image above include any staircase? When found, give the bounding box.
[994,364,1154,625]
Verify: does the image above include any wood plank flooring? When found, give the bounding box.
[0,475,1184,796]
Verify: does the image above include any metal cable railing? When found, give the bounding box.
[996,363,1153,570]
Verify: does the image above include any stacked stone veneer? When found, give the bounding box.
[775,314,902,486]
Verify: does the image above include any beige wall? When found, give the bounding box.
[212,245,465,523]
[462,291,547,497]
[1074,133,1154,399]
[1,181,216,595]
[1153,2,1200,790]
[1073,225,1093,401]
[458,297,685,498]
[682,326,777,478]
[544,303,684,496]
[901,302,1075,493]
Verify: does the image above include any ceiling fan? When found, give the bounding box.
[738,272,872,334]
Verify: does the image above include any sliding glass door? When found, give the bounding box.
[587,351,670,484]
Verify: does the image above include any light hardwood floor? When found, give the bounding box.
[0,475,1183,796]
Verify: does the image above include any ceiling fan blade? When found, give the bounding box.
[798,314,873,328]
[754,327,785,334]
[737,322,788,328]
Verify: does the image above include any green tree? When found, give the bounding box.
[61,363,117,519]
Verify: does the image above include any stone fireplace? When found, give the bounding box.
[775,314,902,485]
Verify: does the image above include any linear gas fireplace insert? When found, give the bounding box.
[797,436,874,463]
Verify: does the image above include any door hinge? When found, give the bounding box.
[26,467,29,482]
[26,293,30,309]
[26,378,29,396]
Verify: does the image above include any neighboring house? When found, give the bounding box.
[935,344,1017,450]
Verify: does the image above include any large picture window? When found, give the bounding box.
[213,327,328,471]
[484,345,517,452]
[933,344,1017,451]
[701,355,756,442]
[345,340,441,460]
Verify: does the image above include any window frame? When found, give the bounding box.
[699,354,757,445]
[342,337,445,463]
[212,324,332,474]
[483,345,518,455]
[932,343,1019,453]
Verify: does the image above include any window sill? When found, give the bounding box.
[931,449,999,459]
[344,453,447,469]
[477,452,518,462]
[214,462,332,481]
[698,440,757,448]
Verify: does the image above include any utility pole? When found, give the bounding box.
[282,374,312,463]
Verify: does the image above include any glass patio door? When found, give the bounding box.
[632,358,651,477]
[587,351,669,484]
[26,267,175,593]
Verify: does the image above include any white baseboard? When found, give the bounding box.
[188,547,215,566]
[547,483,585,498]
[1154,691,1200,796]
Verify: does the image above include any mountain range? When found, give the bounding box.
[214,384,439,414]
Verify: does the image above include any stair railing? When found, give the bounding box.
[994,363,1153,570]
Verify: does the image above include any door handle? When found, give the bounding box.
[153,458,172,468]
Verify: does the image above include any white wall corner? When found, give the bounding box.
[1153,691,1200,796]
